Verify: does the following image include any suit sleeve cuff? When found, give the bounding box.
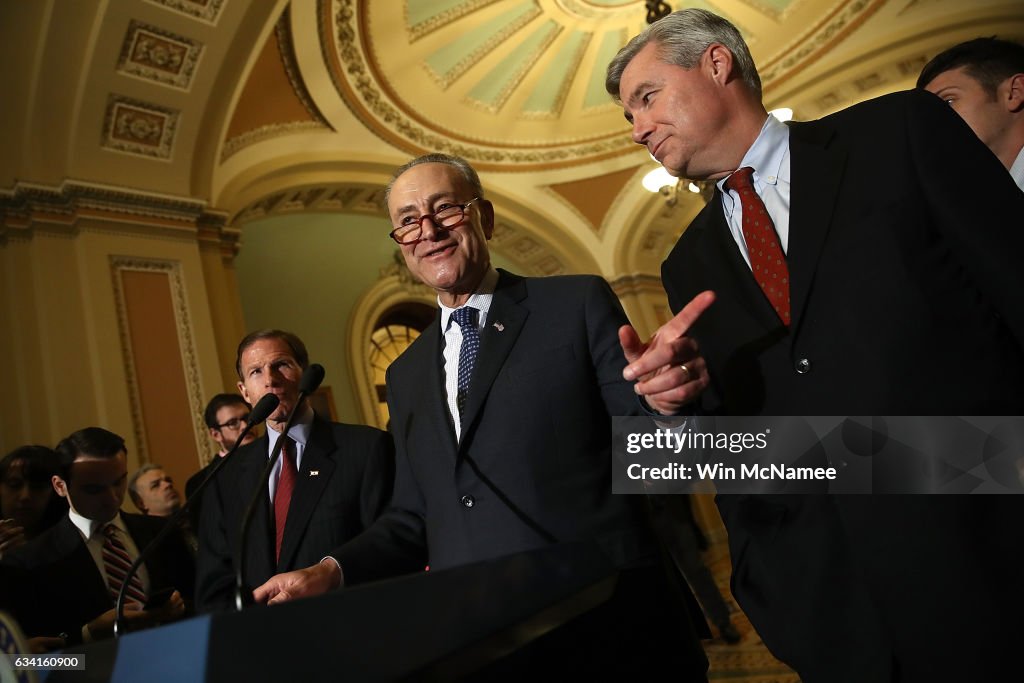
[319,556,345,589]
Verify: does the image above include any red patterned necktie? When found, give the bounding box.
[102,524,147,607]
[274,436,297,563]
[724,167,791,326]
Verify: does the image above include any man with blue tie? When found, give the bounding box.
[252,153,709,679]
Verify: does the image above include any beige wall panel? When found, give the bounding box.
[75,228,224,475]
[199,245,247,392]
[0,232,95,450]
[1,238,51,449]
[32,231,96,443]
[0,245,17,448]
[119,269,197,503]
[0,227,230,476]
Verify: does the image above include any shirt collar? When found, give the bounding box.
[1010,145,1024,192]
[439,267,499,332]
[266,401,314,453]
[69,508,126,542]
[717,114,791,199]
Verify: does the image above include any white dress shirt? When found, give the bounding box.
[717,114,792,268]
[1010,145,1024,192]
[265,404,313,502]
[69,509,151,597]
[439,267,499,440]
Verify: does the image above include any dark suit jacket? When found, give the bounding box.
[332,272,707,678]
[1,513,195,643]
[662,90,1024,682]
[185,454,220,532]
[195,416,394,611]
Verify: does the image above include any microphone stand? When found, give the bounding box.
[113,393,278,637]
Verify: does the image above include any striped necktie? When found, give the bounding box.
[102,523,147,607]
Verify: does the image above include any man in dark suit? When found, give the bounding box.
[605,9,1024,683]
[918,37,1024,190]
[1,427,194,645]
[251,154,708,679]
[185,393,256,531]
[194,329,394,611]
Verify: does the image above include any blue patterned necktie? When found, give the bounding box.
[452,306,480,417]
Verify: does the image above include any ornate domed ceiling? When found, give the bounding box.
[321,0,894,170]
[2,0,1023,278]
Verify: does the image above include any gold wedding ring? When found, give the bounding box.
[679,363,690,380]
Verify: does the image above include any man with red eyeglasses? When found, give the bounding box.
[251,153,710,679]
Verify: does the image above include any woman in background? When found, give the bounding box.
[0,445,67,560]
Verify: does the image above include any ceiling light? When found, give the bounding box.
[642,166,676,193]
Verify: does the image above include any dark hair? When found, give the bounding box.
[917,37,1024,94]
[1,445,70,533]
[0,446,59,486]
[235,330,309,380]
[54,427,126,482]
[383,153,485,209]
[203,393,250,428]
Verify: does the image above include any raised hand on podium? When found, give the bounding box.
[252,558,342,606]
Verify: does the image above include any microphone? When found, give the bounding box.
[113,392,279,636]
[298,363,326,396]
[234,364,325,611]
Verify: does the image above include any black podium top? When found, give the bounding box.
[50,541,616,682]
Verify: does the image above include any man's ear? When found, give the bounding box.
[129,491,146,514]
[52,475,68,499]
[480,199,495,240]
[704,43,735,86]
[1004,73,1024,113]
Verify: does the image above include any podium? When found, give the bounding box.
[48,542,616,682]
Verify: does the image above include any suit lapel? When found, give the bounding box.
[458,271,527,448]
[277,418,336,570]
[695,193,782,330]
[787,121,846,333]
[55,516,111,600]
[405,316,459,457]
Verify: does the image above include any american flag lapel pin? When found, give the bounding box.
[310,470,319,477]
[492,321,504,332]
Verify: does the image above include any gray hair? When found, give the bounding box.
[128,463,163,507]
[605,8,761,101]
[383,153,485,211]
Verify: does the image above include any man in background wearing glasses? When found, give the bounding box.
[251,153,709,679]
[184,394,258,532]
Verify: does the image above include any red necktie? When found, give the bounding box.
[102,524,147,607]
[725,167,791,325]
[274,436,297,564]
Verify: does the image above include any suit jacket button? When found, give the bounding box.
[795,358,811,374]
[460,495,475,508]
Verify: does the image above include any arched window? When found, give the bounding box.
[368,303,435,428]
[347,265,437,429]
